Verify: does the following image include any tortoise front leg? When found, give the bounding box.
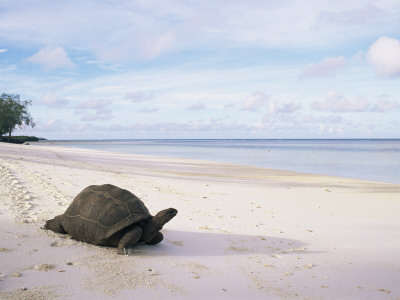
[146,232,163,245]
[117,226,142,254]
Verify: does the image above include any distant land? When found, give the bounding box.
[0,136,47,144]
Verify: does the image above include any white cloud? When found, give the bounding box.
[224,103,236,109]
[137,108,158,113]
[324,115,344,123]
[39,95,69,108]
[109,118,253,133]
[302,114,319,123]
[241,92,270,112]
[3,1,398,64]
[299,56,346,79]
[0,49,7,53]
[371,98,400,112]
[303,114,343,124]
[125,92,154,103]
[311,90,370,112]
[315,4,384,28]
[277,102,302,113]
[187,102,206,110]
[138,32,176,61]
[76,98,113,121]
[367,36,400,77]
[98,31,176,62]
[76,98,110,109]
[80,109,113,121]
[26,45,76,70]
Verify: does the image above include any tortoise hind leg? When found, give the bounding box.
[117,226,142,254]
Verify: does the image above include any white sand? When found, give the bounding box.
[0,142,399,299]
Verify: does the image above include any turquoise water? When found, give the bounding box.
[35,139,400,184]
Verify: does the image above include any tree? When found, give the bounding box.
[0,93,35,137]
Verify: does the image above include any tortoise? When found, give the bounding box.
[44,184,177,254]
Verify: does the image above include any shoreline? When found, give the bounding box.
[1,142,399,299]
[30,140,400,185]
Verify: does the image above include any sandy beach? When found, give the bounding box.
[0,142,399,299]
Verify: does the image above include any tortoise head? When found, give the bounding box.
[153,208,178,227]
[141,208,177,243]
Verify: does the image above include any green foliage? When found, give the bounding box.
[0,93,35,137]
[0,136,46,144]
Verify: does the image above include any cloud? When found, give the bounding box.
[27,118,102,134]
[371,98,400,112]
[0,49,7,53]
[187,102,206,110]
[299,56,346,79]
[97,31,176,62]
[315,4,384,28]
[241,92,270,112]
[277,102,302,113]
[311,90,370,112]
[80,109,113,121]
[39,95,69,108]
[76,98,113,121]
[109,118,251,133]
[302,114,319,123]
[224,103,236,109]
[76,98,110,109]
[367,36,400,77]
[26,45,76,70]
[2,1,399,65]
[324,115,344,124]
[125,92,154,103]
[137,108,158,113]
[138,32,176,61]
[34,119,66,132]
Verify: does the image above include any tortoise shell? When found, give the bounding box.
[60,184,151,245]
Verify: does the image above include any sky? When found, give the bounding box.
[1,0,400,140]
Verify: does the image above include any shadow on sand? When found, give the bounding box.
[126,229,315,257]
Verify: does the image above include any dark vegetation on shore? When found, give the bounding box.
[1,136,46,144]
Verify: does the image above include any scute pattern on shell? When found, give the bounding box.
[60,184,151,245]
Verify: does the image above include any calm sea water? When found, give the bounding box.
[35,139,400,184]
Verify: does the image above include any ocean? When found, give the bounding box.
[35,139,400,184]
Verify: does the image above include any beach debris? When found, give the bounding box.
[198,225,217,231]
[167,240,184,247]
[288,246,306,252]
[0,247,12,252]
[44,184,178,254]
[192,272,201,279]
[147,268,160,276]
[303,264,316,269]
[34,264,56,271]
[228,245,249,253]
